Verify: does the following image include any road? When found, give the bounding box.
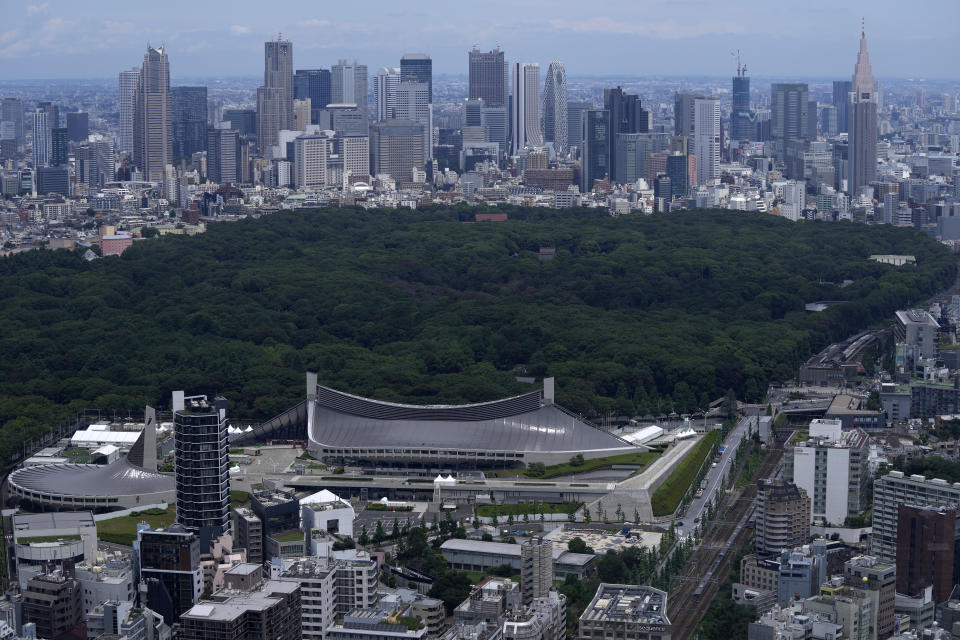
[668,436,784,640]
[676,415,752,537]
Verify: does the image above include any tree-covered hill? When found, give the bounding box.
[0,206,954,463]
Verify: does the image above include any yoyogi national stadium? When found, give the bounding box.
[233,373,642,467]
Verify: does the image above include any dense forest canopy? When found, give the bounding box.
[0,206,954,462]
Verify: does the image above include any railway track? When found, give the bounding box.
[667,444,783,640]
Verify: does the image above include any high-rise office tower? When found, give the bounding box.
[293,134,328,189]
[76,137,114,189]
[373,120,425,182]
[31,109,49,166]
[771,82,809,161]
[374,67,401,121]
[400,53,432,103]
[674,93,700,137]
[542,61,568,154]
[849,24,877,196]
[133,46,172,182]
[51,127,68,166]
[567,100,590,152]
[207,127,241,185]
[832,80,852,133]
[223,109,257,139]
[331,60,368,114]
[581,109,610,192]
[172,86,207,159]
[896,505,960,605]
[66,112,88,142]
[731,64,752,141]
[604,86,648,182]
[1,98,24,146]
[138,525,202,625]
[258,37,293,151]
[118,68,139,154]
[395,81,432,159]
[511,62,541,153]
[694,97,720,185]
[37,101,59,132]
[294,69,331,120]
[293,99,311,131]
[172,392,231,550]
[665,152,690,199]
[469,46,507,109]
[265,37,293,128]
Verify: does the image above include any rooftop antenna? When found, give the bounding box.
[861,17,865,38]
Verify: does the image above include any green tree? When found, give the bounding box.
[358,525,369,546]
[373,521,386,544]
[567,537,594,555]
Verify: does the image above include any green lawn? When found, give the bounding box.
[231,490,251,506]
[96,506,175,546]
[476,502,581,518]
[651,431,721,517]
[486,449,663,480]
[271,530,305,542]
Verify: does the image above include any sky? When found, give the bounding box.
[0,0,958,81]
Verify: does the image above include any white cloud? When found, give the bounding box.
[298,18,329,27]
[229,25,251,35]
[547,17,744,39]
[25,3,48,16]
[103,20,134,35]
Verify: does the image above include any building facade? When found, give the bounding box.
[331,60,368,114]
[172,86,207,159]
[520,538,552,606]
[468,47,507,110]
[755,480,811,555]
[173,393,231,546]
[849,26,877,195]
[786,419,869,525]
[134,46,172,182]
[693,97,720,185]
[541,62,567,154]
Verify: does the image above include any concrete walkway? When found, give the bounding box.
[583,436,701,524]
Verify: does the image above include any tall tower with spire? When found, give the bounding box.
[849,20,877,196]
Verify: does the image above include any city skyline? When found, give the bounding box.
[0,0,957,80]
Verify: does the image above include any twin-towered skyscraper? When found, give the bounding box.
[257,37,293,151]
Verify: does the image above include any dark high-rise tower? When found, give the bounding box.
[731,56,752,141]
[207,127,241,185]
[581,109,610,192]
[604,86,647,182]
[771,83,809,163]
[400,53,432,103]
[1,98,24,146]
[832,80,852,133]
[172,86,207,159]
[134,45,172,182]
[849,23,877,196]
[51,127,68,166]
[674,93,700,138]
[469,46,507,109]
[66,112,88,142]
[173,392,231,550]
[294,69,331,124]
